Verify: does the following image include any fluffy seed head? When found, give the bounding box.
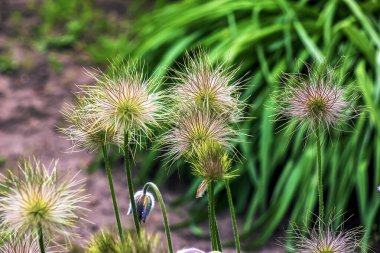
[275,63,358,133]
[0,234,59,253]
[286,215,363,253]
[170,51,243,122]
[0,158,88,240]
[127,190,155,223]
[177,249,221,253]
[61,95,117,152]
[163,111,235,162]
[87,61,163,146]
[189,141,236,182]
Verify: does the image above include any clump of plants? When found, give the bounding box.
[0,49,370,253]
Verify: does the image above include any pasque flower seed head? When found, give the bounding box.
[189,141,236,182]
[275,63,358,134]
[0,234,60,253]
[162,110,235,163]
[87,60,163,147]
[286,214,363,253]
[0,158,88,240]
[61,95,117,152]
[170,50,243,122]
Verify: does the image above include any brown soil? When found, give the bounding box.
[0,1,284,252]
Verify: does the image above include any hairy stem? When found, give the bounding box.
[38,224,45,253]
[208,182,216,250]
[124,130,140,235]
[225,180,241,253]
[143,182,173,253]
[208,181,222,251]
[316,127,324,220]
[102,145,124,243]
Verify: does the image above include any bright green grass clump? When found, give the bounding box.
[86,229,166,253]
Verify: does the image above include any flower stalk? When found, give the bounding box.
[102,145,124,243]
[142,182,173,253]
[207,181,222,252]
[124,130,140,236]
[316,127,324,220]
[225,180,241,253]
[38,224,45,253]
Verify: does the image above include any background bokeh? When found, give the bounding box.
[0,0,379,252]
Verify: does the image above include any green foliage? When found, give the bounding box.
[36,0,130,62]
[0,55,17,73]
[37,0,93,48]
[120,0,380,250]
[86,229,166,253]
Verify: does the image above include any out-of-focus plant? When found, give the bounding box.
[0,158,88,253]
[120,0,380,250]
[86,229,166,253]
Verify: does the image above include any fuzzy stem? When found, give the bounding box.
[316,127,324,220]
[143,182,174,253]
[124,130,140,235]
[207,182,217,250]
[208,181,222,251]
[38,224,45,253]
[225,180,241,253]
[102,145,124,243]
[213,209,222,252]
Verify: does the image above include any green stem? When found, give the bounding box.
[124,131,141,235]
[316,127,324,219]
[102,145,124,243]
[143,182,173,253]
[225,180,241,253]
[38,224,45,253]
[208,181,222,251]
[213,209,222,252]
[208,182,217,250]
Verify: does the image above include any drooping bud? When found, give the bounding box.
[127,190,155,223]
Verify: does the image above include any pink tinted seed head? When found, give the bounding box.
[276,64,358,133]
[285,214,363,253]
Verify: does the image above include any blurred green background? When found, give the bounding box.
[2,0,380,251]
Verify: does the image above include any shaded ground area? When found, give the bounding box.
[0,1,284,252]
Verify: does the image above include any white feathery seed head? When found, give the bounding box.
[86,60,163,147]
[0,234,61,253]
[61,95,117,152]
[170,50,243,122]
[0,158,89,241]
[162,110,235,162]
